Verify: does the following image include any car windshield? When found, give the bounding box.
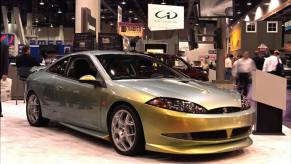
[96,54,186,80]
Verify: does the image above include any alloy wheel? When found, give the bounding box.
[111,109,136,152]
[27,94,40,124]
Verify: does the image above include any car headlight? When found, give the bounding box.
[241,95,251,110]
[146,97,207,114]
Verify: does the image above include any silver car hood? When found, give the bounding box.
[115,79,241,110]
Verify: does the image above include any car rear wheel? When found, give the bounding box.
[109,105,145,156]
[26,93,49,126]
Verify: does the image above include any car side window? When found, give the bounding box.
[66,56,98,80]
[48,57,69,76]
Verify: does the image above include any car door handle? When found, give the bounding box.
[56,86,63,90]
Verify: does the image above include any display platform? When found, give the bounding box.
[1,101,290,164]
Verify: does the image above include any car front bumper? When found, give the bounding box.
[136,104,255,154]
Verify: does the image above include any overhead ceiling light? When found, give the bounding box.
[255,6,263,20]
[269,0,280,11]
[71,17,75,20]
[247,1,252,6]
[101,15,105,19]
[110,22,114,26]
[39,0,44,5]
[244,15,250,21]
[35,19,39,23]
[58,9,62,14]
[236,11,241,14]
[50,24,53,28]
[121,0,126,5]
[161,0,166,5]
[38,28,41,32]
[134,17,138,20]
[129,9,133,14]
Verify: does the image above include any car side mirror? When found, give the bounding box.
[79,75,106,88]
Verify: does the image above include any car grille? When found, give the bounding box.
[207,107,242,114]
[163,126,252,141]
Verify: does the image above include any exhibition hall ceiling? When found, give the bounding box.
[1,0,264,27]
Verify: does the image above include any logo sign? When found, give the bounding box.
[148,4,184,31]
[118,22,144,37]
[155,11,178,19]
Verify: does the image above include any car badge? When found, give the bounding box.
[223,107,228,113]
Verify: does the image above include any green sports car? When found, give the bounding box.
[26,51,255,156]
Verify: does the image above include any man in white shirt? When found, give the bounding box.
[225,54,233,80]
[263,50,283,76]
[236,51,256,96]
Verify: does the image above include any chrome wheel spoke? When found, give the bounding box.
[125,132,135,137]
[119,138,128,151]
[125,114,134,126]
[124,134,134,147]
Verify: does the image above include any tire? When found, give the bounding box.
[109,105,145,156]
[26,92,50,127]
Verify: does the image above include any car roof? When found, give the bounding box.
[72,50,144,56]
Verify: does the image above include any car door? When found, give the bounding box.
[44,57,70,120]
[61,55,103,130]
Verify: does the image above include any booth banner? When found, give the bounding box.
[179,42,189,52]
[118,22,144,37]
[56,40,63,45]
[18,44,25,55]
[30,40,37,45]
[38,40,47,45]
[148,4,184,31]
[48,40,55,45]
[1,33,15,46]
[230,24,241,51]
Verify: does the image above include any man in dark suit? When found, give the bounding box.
[0,43,10,117]
[16,45,40,67]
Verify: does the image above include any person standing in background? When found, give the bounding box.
[263,50,284,76]
[253,51,265,70]
[236,51,256,96]
[232,53,242,84]
[225,54,233,80]
[0,43,10,117]
[16,45,40,68]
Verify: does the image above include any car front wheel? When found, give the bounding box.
[109,105,145,156]
[26,93,49,126]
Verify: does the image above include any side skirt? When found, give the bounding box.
[59,122,111,141]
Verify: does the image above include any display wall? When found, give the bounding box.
[230,21,283,56]
[35,27,74,44]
